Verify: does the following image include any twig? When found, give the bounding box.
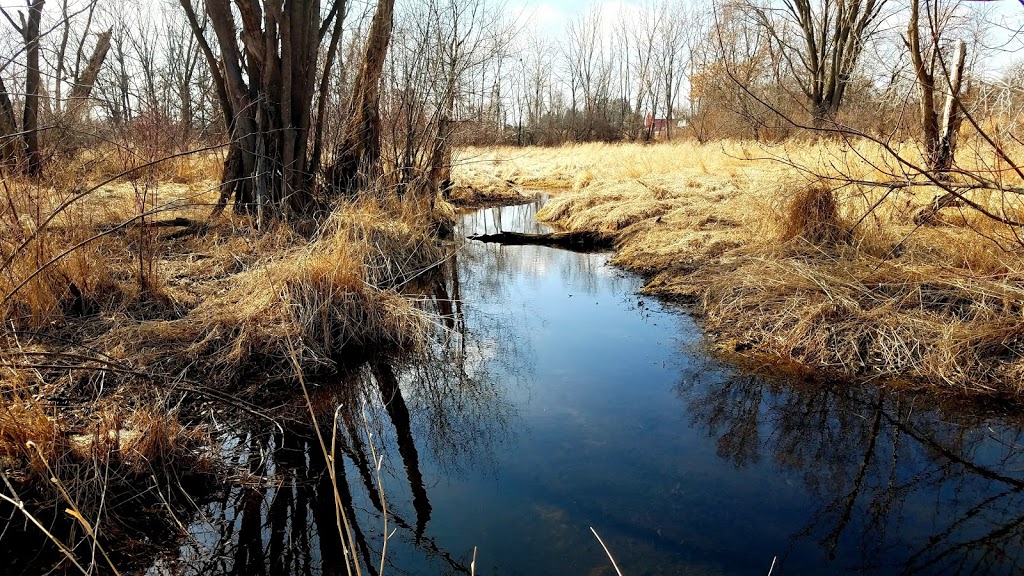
[362,404,394,576]
[590,526,624,576]
[0,470,91,576]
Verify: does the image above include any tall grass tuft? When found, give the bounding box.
[778,183,849,246]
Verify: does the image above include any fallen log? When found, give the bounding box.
[912,192,965,226]
[98,216,198,234]
[468,230,613,252]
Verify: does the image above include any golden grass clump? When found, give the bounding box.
[94,199,442,386]
[778,183,849,246]
[118,408,210,474]
[573,169,594,191]
[0,397,67,480]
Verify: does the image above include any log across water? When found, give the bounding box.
[468,230,613,252]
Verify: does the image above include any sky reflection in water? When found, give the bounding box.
[164,201,1024,576]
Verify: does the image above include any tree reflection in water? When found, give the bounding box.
[162,255,520,576]
[15,199,1024,575]
[682,367,1024,574]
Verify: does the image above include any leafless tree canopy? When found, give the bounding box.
[748,0,889,124]
[0,0,1022,221]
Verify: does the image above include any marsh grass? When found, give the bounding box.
[455,141,1024,395]
[0,146,456,568]
[779,184,850,246]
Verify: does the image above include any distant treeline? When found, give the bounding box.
[1,0,1022,164]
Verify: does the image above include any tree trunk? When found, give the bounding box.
[22,0,45,177]
[328,0,396,194]
[65,27,113,121]
[68,28,113,102]
[427,56,459,198]
[178,0,241,215]
[0,76,18,170]
[907,0,940,170]
[933,41,966,176]
[309,3,347,181]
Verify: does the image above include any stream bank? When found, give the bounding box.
[455,143,1024,396]
[3,200,1024,575]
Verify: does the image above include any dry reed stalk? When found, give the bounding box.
[590,527,624,576]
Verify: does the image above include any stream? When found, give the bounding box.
[8,201,1023,575]
[171,201,1024,574]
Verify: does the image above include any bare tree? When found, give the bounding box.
[906,0,968,176]
[654,0,692,140]
[66,27,110,108]
[51,0,101,116]
[162,8,202,141]
[95,18,134,125]
[749,0,889,125]
[563,7,619,141]
[509,34,558,144]
[126,14,161,116]
[2,0,46,176]
[694,3,775,140]
[178,0,350,217]
[631,5,660,141]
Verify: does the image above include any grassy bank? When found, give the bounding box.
[453,142,1024,396]
[0,155,454,510]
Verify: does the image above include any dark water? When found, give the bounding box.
[95,202,1024,574]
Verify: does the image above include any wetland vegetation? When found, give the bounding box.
[2,0,1024,573]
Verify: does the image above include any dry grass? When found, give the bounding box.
[0,150,453,517]
[456,141,1024,396]
[102,199,442,386]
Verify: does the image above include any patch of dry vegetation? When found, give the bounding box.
[456,141,1024,395]
[0,153,453,505]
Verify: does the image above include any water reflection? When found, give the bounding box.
[8,201,1023,574]
[682,366,1024,574]
[165,358,508,575]
[459,201,554,237]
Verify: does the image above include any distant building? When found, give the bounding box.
[644,114,686,139]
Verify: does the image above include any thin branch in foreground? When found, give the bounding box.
[590,526,624,576]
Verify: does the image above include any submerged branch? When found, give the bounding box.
[468,230,613,252]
